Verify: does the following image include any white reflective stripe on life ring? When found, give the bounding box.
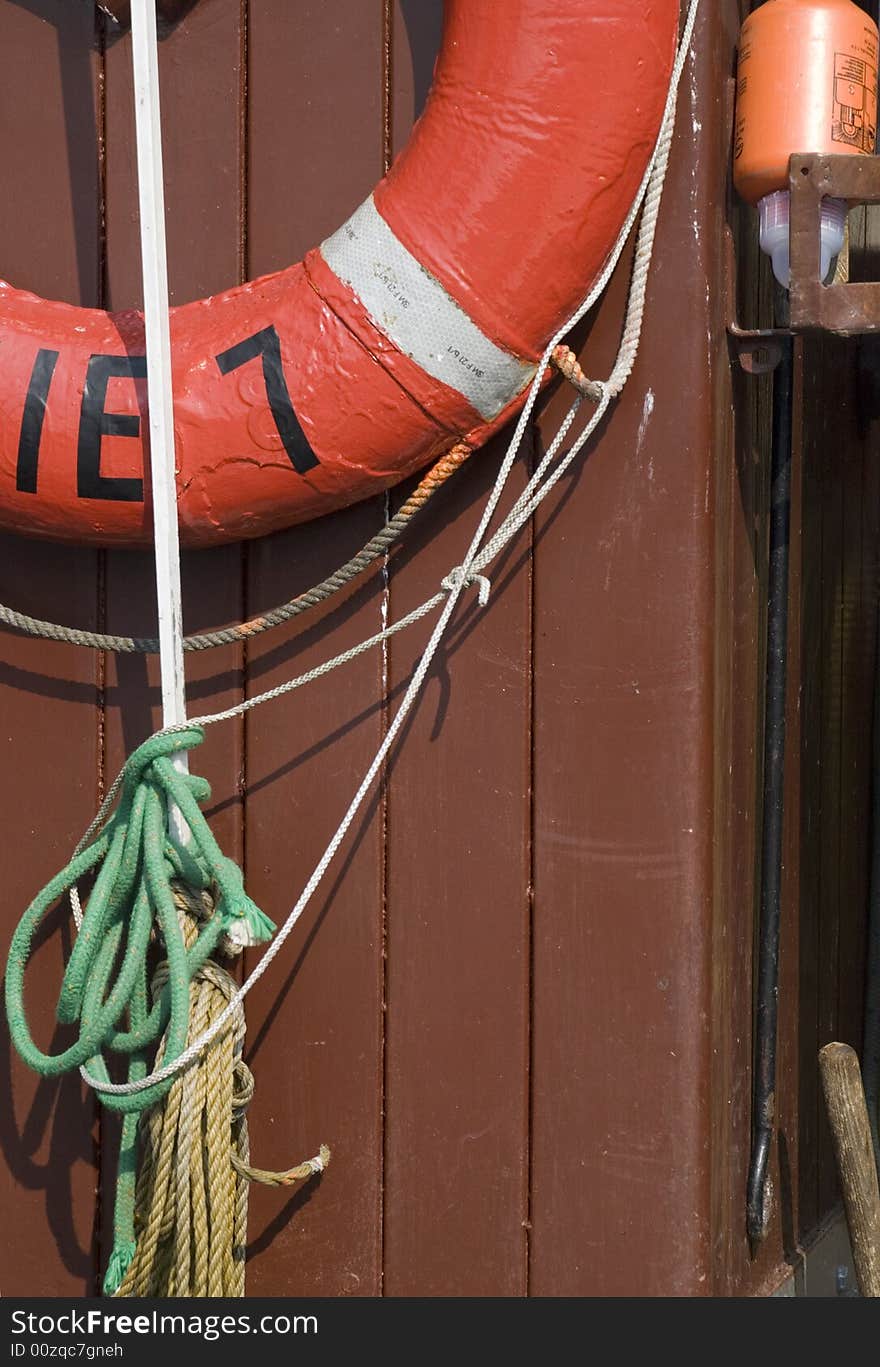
[320,195,536,422]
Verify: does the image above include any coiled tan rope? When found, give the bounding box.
[113,883,328,1298]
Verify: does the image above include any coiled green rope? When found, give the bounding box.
[4,726,275,1294]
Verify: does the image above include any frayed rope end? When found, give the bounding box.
[223,897,276,948]
[102,1241,136,1297]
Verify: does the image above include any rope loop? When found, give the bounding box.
[232,1140,332,1189]
[106,886,325,1298]
[551,344,606,403]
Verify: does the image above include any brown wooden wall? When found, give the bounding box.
[1,0,876,1297]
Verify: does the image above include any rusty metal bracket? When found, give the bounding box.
[728,152,880,358]
[729,324,789,375]
[789,152,880,334]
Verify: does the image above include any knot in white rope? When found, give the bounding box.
[441,566,492,607]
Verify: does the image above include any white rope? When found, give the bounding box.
[79,0,700,1099]
[130,1,190,809]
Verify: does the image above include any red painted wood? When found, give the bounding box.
[0,0,102,1295]
[381,447,533,1296]
[380,1,531,1296]
[0,0,878,1299]
[242,0,386,1297]
[529,4,718,1294]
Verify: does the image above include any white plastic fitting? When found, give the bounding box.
[757,189,847,289]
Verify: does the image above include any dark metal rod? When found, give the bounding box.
[747,335,794,1246]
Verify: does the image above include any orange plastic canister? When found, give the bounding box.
[734,0,879,206]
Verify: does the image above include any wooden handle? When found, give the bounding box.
[819,1043,880,1297]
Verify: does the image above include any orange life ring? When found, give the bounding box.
[0,0,679,547]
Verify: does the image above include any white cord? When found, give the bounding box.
[131,0,190,849]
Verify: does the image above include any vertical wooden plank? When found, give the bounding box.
[710,341,764,1294]
[835,217,874,1086]
[381,456,533,1298]
[856,332,880,1064]
[380,0,531,1297]
[793,324,879,1252]
[530,3,720,1296]
[812,333,846,1221]
[0,0,102,1294]
[243,0,386,1296]
[835,345,874,1056]
[708,0,760,1292]
[100,0,247,1263]
[761,347,806,1289]
[809,323,876,1215]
